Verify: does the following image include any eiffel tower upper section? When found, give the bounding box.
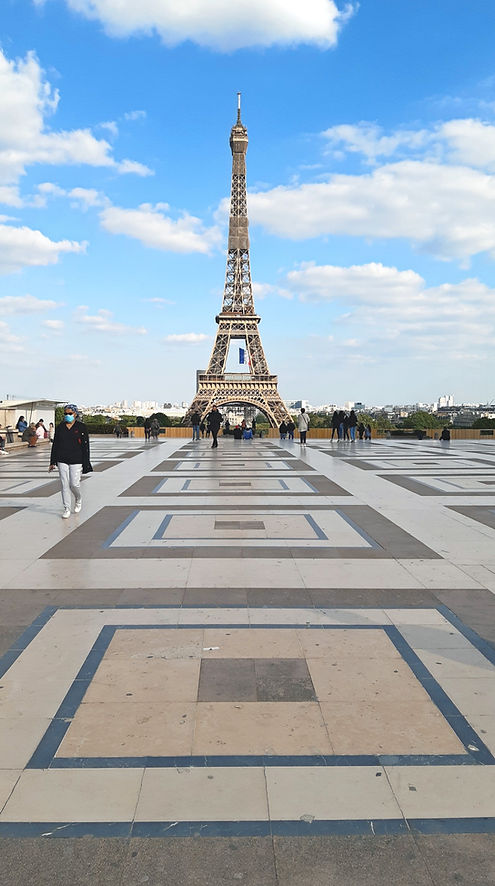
[187,96,290,427]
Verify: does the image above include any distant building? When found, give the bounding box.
[0,398,61,430]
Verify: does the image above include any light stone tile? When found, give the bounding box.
[321,701,466,755]
[0,771,20,811]
[266,766,401,820]
[57,702,196,757]
[135,767,269,822]
[0,718,51,769]
[386,766,495,818]
[249,608,392,626]
[105,628,204,660]
[308,658,431,703]
[294,559,423,589]
[297,628,399,660]
[83,658,201,703]
[17,558,192,589]
[385,609,452,626]
[437,677,495,720]
[398,559,486,589]
[397,624,476,650]
[187,558,305,588]
[178,608,250,625]
[416,648,495,680]
[192,702,332,756]
[467,715,495,754]
[199,628,303,659]
[0,769,144,822]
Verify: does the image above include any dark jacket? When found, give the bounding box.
[50,420,93,473]
[191,412,201,426]
[207,409,223,432]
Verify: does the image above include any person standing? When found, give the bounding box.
[144,417,152,441]
[298,408,310,445]
[49,422,55,442]
[287,419,295,441]
[348,410,358,442]
[49,404,92,519]
[207,405,223,449]
[331,410,339,440]
[191,411,201,441]
[200,420,206,438]
[279,421,287,440]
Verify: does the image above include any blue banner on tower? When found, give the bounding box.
[239,348,245,364]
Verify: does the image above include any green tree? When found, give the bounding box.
[150,412,171,427]
[402,411,443,429]
[472,417,495,429]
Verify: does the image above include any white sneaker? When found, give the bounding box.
[74,499,82,513]
[62,508,71,519]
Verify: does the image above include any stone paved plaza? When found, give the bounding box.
[1,435,495,884]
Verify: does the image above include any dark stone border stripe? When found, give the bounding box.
[2,818,495,838]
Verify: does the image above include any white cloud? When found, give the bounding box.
[75,307,147,335]
[100,203,222,254]
[0,321,24,352]
[283,262,495,362]
[248,160,495,260]
[252,281,293,300]
[0,224,86,273]
[124,110,146,121]
[164,333,209,343]
[37,182,107,210]
[0,48,152,194]
[0,294,59,314]
[99,120,118,137]
[58,0,354,51]
[143,297,176,306]
[42,319,65,330]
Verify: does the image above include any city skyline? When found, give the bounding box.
[1,2,495,406]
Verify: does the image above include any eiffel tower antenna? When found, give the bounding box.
[187,96,291,427]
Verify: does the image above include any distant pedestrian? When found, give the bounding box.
[337,410,345,440]
[298,408,310,444]
[200,421,206,438]
[349,410,357,442]
[287,419,295,440]
[144,417,152,441]
[36,420,47,440]
[279,421,287,440]
[358,422,365,440]
[224,419,230,434]
[49,422,55,442]
[252,417,256,434]
[114,424,122,439]
[331,410,339,440]
[49,404,92,519]
[208,405,223,448]
[191,411,201,441]
[150,419,160,440]
[439,427,451,442]
[364,424,372,441]
[0,433,6,456]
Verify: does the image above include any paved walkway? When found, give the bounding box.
[0,435,495,884]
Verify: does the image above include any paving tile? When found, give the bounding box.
[0,718,51,768]
[105,629,204,660]
[273,835,435,886]
[0,769,143,822]
[297,628,400,660]
[199,629,304,659]
[321,700,466,755]
[198,659,257,701]
[83,658,201,703]
[193,702,332,755]
[135,767,269,821]
[386,765,495,818]
[121,837,278,886]
[308,657,432,703]
[266,766,401,820]
[57,702,196,757]
[254,658,316,701]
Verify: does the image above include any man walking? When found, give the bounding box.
[207,405,223,449]
[298,408,310,445]
[191,411,201,441]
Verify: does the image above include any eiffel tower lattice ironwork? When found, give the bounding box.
[187,95,291,428]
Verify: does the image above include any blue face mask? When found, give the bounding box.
[64,414,75,423]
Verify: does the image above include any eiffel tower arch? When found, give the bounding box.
[187,95,291,429]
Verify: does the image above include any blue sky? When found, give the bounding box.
[1,0,495,407]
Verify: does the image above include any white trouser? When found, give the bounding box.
[58,462,82,510]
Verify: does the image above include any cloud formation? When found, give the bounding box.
[284,262,495,362]
[75,307,147,335]
[164,333,209,343]
[57,0,354,51]
[0,223,86,273]
[0,48,152,203]
[100,203,221,254]
[0,294,59,314]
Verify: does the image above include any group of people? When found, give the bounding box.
[143,417,161,441]
[279,408,310,444]
[330,410,371,442]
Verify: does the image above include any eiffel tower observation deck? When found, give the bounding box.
[187,95,291,428]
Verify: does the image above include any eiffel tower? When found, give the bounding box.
[187,95,291,428]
